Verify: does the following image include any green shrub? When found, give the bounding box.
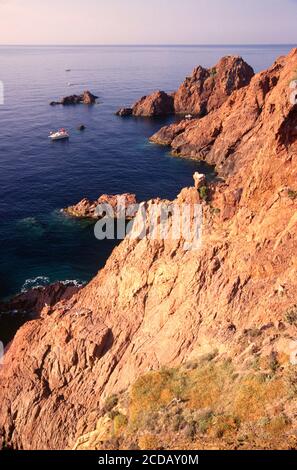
[285,305,297,325]
[199,186,209,201]
[104,394,118,413]
[196,410,214,434]
[288,189,297,200]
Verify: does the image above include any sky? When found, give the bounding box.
[0,0,296,45]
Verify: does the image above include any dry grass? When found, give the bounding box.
[285,365,297,398]
[93,358,297,450]
[138,434,161,450]
[113,413,128,437]
[186,361,234,410]
[232,375,284,421]
[129,368,188,427]
[264,415,291,436]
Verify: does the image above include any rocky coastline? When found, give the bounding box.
[116,56,254,118]
[1,49,297,450]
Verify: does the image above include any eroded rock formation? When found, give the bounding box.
[116,56,254,118]
[1,49,297,450]
[132,91,174,117]
[150,49,297,176]
[174,56,254,116]
[63,193,138,219]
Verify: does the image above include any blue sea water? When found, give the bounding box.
[0,44,293,302]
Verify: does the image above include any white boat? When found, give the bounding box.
[185,114,193,120]
[48,129,69,141]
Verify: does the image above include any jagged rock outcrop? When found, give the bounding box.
[63,193,137,219]
[174,56,254,116]
[0,282,81,318]
[1,49,297,450]
[0,282,82,348]
[116,56,254,118]
[150,50,296,176]
[50,91,98,106]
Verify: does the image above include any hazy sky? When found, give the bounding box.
[0,0,296,45]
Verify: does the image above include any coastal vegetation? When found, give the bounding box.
[75,351,296,450]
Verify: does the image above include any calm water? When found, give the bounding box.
[0,45,293,302]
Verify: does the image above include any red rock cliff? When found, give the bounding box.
[174,55,254,116]
[117,56,254,118]
[1,49,297,450]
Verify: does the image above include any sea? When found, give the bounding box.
[0,44,293,342]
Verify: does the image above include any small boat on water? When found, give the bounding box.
[185,114,193,120]
[48,128,69,141]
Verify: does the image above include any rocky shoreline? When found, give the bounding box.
[116,56,254,118]
[1,49,297,450]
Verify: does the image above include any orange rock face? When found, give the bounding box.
[174,56,254,116]
[119,56,254,118]
[151,50,297,175]
[1,49,297,450]
[0,282,81,318]
[132,91,174,117]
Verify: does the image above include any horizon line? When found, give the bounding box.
[0,43,296,47]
